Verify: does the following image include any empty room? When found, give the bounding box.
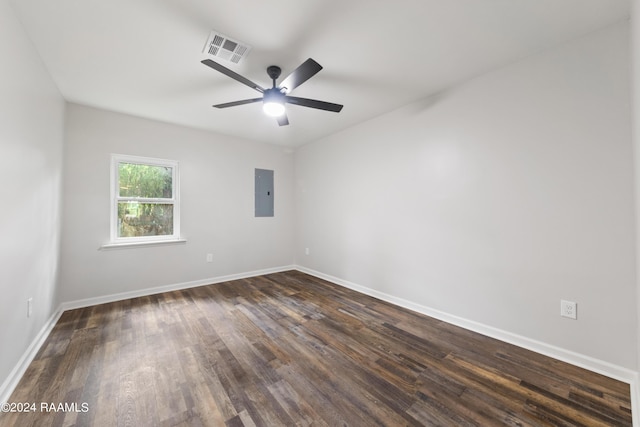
[1,0,639,425]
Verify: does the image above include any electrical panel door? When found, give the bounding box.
[255,168,274,217]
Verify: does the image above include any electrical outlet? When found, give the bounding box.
[560,300,577,320]
[206,253,213,263]
[27,298,33,318]
[305,248,310,255]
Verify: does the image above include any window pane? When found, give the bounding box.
[119,163,173,198]
[117,202,174,237]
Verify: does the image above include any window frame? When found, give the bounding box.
[109,154,181,245]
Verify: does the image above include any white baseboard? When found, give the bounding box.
[59,265,296,311]
[294,265,640,427]
[0,308,64,405]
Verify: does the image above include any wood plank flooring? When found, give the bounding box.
[0,271,632,426]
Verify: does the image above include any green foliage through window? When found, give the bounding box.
[118,203,173,237]
[116,161,176,239]
[118,163,172,198]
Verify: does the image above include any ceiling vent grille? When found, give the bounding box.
[202,31,251,64]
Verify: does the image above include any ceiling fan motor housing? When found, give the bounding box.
[263,88,285,102]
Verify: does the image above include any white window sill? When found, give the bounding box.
[100,238,187,250]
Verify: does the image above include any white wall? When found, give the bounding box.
[59,104,295,303]
[0,0,65,390]
[295,22,637,369]
[632,0,640,378]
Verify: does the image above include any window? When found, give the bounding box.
[110,154,180,244]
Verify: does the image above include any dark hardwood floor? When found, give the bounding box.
[0,271,632,426]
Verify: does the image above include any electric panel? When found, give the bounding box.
[255,168,274,217]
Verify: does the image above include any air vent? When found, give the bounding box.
[202,31,252,64]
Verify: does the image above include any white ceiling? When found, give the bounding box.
[10,0,630,147]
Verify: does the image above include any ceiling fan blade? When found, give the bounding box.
[213,98,263,108]
[278,58,322,93]
[285,96,343,113]
[201,59,265,93]
[276,113,289,126]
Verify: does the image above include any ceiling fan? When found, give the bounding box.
[201,58,343,126]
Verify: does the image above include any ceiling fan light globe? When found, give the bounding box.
[263,101,285,117]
